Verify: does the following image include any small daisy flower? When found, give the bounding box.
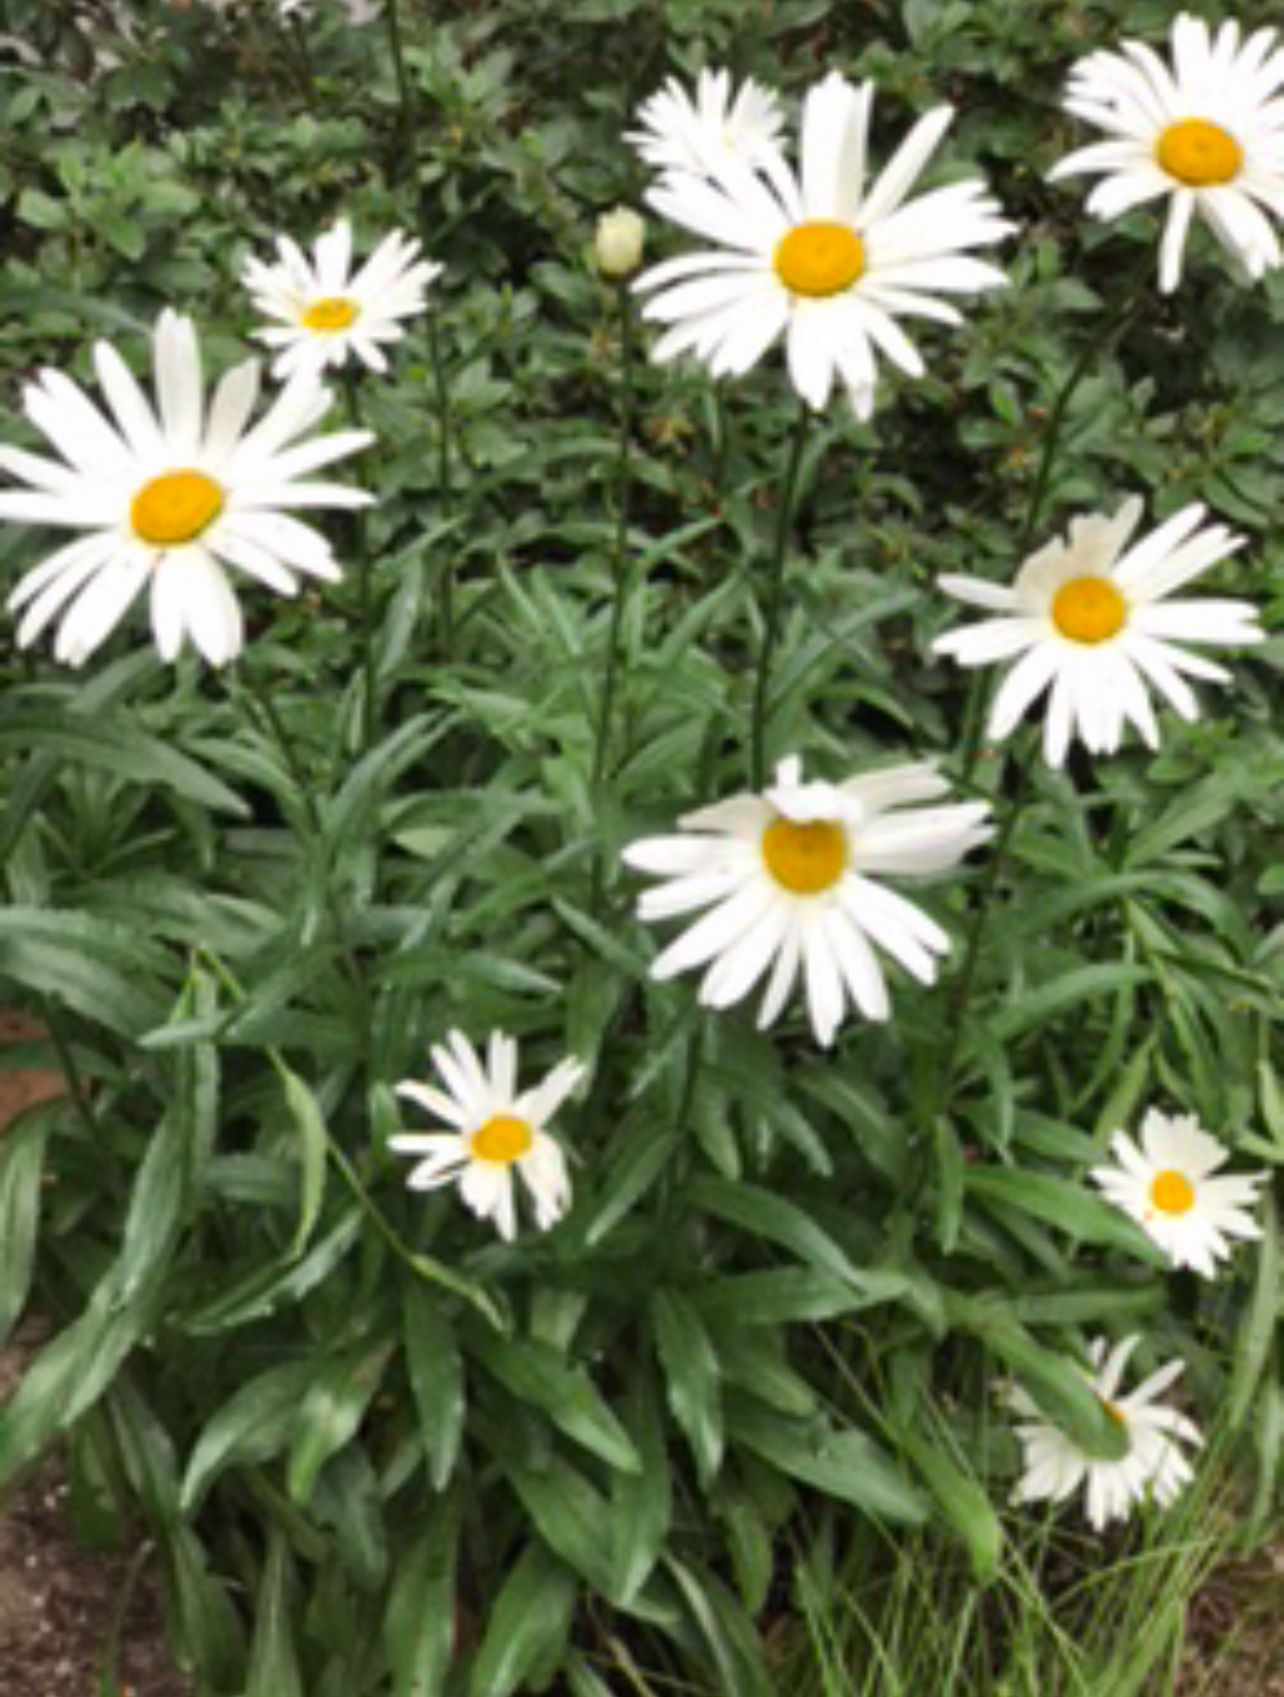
[0,309,372,668]
[627,67,786,182]
[1049,14,1284,293]
[622,755,992,1048]
[633,69,1013,417]
[390,1030,583,1242]
[1008,1335,1202,1532]
[932,496,1262,767]
[243,218,442,381]
[1091,1107,1267,1279]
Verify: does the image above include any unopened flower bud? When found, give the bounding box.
[594,207,645,279]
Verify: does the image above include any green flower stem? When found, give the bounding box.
[427,310,457,652]
[383,0,414,167]
[340,371,378,754]
[588,284,638,910]
[749,400,812,790]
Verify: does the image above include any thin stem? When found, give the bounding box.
[590,287,637,794]
[382,0,414,170]
[749,401,812,790]
[427,311,456,651]
[341,372,378,753]
[587,289,637,912]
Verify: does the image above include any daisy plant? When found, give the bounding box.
[0,308,371,668]
[623,754,991,1048]
[243,218,441,381]
[1007,1335,1203,1532]
[932,496,1263,767]
[1049,13,1284,293]
[1091,1108,1267,1279]
[390,1030,583,1242]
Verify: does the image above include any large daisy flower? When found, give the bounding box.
[633,70,1013,417]
[627,67,786,181]
[1091,1107,1266,1279]
[622,755,992,1048]
[932,497,1262,767]
[1049,14,1284,293]
[1007,1335,1202,1532]
[0,309,371,668]
[243,218,441,380]
[390,1030,583,1242]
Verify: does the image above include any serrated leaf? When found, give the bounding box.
[727,1400,927,1526]
[965,1165,1163,1261]
[467,1544,576,1697]
[468,1329,639,1474]
[402,1282,465,1492]
[287,1342,391,1505]
[652,1289,722,1487]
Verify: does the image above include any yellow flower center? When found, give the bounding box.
[1050,576,1127,644]
[1150,1168,1196,1216]
[774,221,866,297]
[1101,1398,1128,1428]
[470,1114,534,1165]
[1156,118,1242,187]
[761,817,847,895]
[302,295,359,331]
[130,469,224,546]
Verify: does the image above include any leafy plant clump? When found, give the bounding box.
[0,2,1282,1694]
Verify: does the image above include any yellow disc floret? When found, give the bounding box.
[302,295,359,331]
[1051,576,1127,644]
[471,1114,534,1165]
[762,817,848,895]
[1150,1169,1196,1216]
[131,469,224,546]
[1157,118,1242,187]
[774,221,866,298]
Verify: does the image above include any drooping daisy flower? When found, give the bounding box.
[243,219,441,381]
[1091,1107,1267,1278]
[0,309,371,668]
[390,1030,583,1241]
[633,70,1013,417]
[622,755,992,1048]
[1048,14,1284,293]
[932,497,1262,767]
[1007,1335,1202,1531]
[627,67,786,181]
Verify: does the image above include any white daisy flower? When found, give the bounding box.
[1048,14,1284,293]
[390,1030,583,1242]
[243,218,442,381]
[622,755,992,1048]
[633,70,1013,417]
[627,67,786,181]
[0,309,372,669]
[1008,1335,1202,1532]
[1090,1107,1267,1279]
[932,496,1262,767]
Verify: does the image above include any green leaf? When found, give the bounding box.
[385,1497,460,1697]
[468,1544,577,1697]
[245,1533,302,1697]
[287,1342,391,1505]
[1227,1194,1279,1431]
[663,1555,775,1697]
[0,709,248,815]
[683,1174,868,1287]
[726,1400,927,1526]
[468,1329,639,1474]
[0,1106,50,1345]
[692,1266,910,1327]
[401,1282,465,1492]
[273,1062,328,1256]
[989,964,1151,1043]
[181,1360,318,1512]
[651,1289,722,1487]
[583,1123,676,1246]
[0,909,174,1038]
[610,1370,671,1606]
[964,1166,1163,1261]
[490,1440,613,1595]
[898,1429,1002,1581]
